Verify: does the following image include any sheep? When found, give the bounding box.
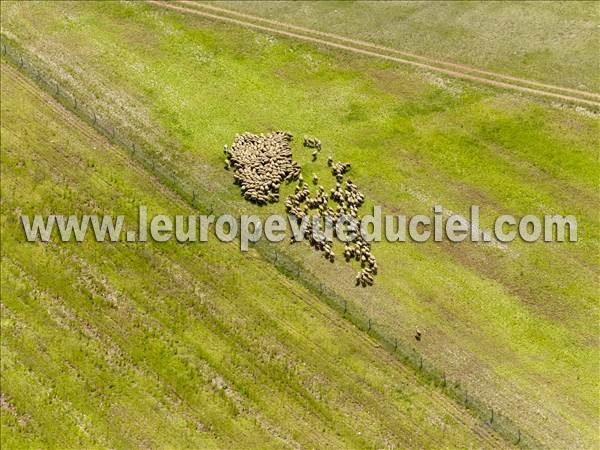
[303,136,321,150]
[332,161,351,178]
[280,149,378,287]
[224,131,300,204]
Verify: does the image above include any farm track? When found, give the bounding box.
[2,63,505,447]
[149,0,600,108]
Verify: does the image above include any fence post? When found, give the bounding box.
[516,429,521,445]
[73,96,77,109]
[92,110,97,124]
[367,318,372,332]
[19,55,23,67]
[192,189,195,202]
[343,299,347,315]
[419,356,423,370]
[490,408,494,424]
[442,372,446,387]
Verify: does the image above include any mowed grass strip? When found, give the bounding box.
[0,64,503,448]
[0,0,598,447]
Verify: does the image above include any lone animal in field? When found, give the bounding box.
[415,328,422,341]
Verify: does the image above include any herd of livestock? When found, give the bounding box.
[224,131,301,204]
[224,131,377,286]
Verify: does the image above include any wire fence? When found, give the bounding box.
[1,37,537,448]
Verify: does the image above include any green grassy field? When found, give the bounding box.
[1,63,504,448]
[1,1,598,448]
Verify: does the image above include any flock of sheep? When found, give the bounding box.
[224,131,378,286]
[285,137,378,287]
[224,131,301,204]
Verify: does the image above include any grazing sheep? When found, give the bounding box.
[303,136,321,150]
[224,131,300,204]
[332,161,351,178]
[279,138,378,287]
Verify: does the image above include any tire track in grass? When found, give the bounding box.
[178,0,600,101]
[148,0,600,108]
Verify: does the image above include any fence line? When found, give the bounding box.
[1,37,537,448]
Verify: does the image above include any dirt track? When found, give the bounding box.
[149,0,600,108]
